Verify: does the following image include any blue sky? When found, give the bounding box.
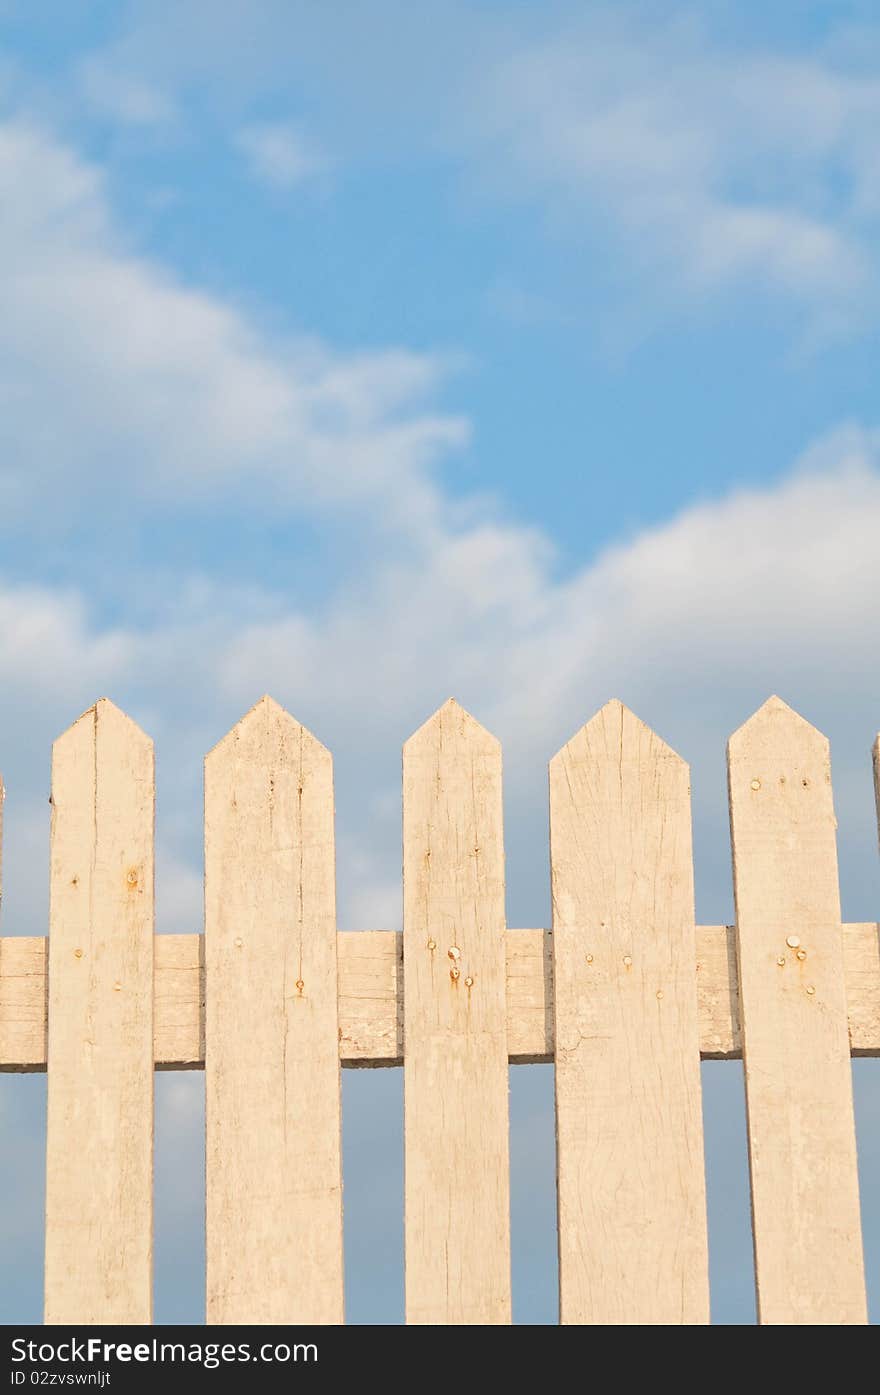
[1,0,880,1324]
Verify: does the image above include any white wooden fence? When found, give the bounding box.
[1,693,878,1325]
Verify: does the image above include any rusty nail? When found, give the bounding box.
[776,955,786,966]
[585,953,594,964]
[464,975,474,988]
[623,955,632,967]
[448,946,461,961]
[450,966,460,981]
[427,939,436,951]
[295,979,305,993]
[796,948,807,961]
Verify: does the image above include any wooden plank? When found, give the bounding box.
[505,927,552,1064]
[44,699,154,1324]
[154,932,203,1069]
[337,928,402,1066]
[846,922,880,1055]
[205,696,343,1324]
[3,923,880,1070]
[728,695,866,1325]
[696,924,739,1059]
[403,699,511,1324]
[0,936,48,1069]
[550,699,709,1324]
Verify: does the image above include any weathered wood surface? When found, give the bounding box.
[44,700,154,1324]
[205,697,343,1324]
[729,696,866,1325]
[403,700,511,1324]
[2,922,879,1069]
[550,701,709,1324]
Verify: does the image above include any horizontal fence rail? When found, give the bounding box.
[3,921,880,1070]
[0,693,877,1326]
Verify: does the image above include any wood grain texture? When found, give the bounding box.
[550,700,709,1324]
[337,928,403,1065]
[3,923,880,1070]
[729,696,866,1325]
[154,933,203,1069]
[44,700,154,1324]
[0,936,48,1069]
[403,699,511,1324]
[205,696,343,1325]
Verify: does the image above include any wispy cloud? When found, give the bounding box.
[475,29,880,326]
[78,57,176,125]
[69,1,880,335]
[234,121,328,188]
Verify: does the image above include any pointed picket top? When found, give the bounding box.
[550,697,686,775]
[728,694,828,758]
[205,693,330,766]
[53,696,152,756]
[403,696,500,756]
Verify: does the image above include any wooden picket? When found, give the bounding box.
[0,690,878,1325]
[728,697,866,1324]
[204,697,343,1324]
[44,699,154,1324]
[550,701,709,1323]
[402,700,511,1323]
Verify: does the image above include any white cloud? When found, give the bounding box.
[0,119,466,539]
[476,34,880,320]
[234,121,327,188]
